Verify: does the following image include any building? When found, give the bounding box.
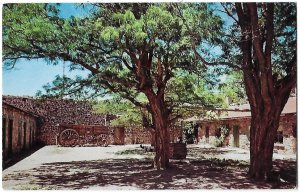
[2,102,39,161]
[197,97,297,154]
[2,96,182,146]
[3,96,107,145]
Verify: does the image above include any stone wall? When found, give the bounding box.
[3,96,106,145]
[2,103,38,160]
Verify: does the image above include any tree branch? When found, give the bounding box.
[248,3,266,68]
[264,3,274,67]
[220,3,239,24]
[174,3,241,71]
[192,45,242,70]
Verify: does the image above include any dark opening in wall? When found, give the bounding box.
[23,122,27,150]
[8,119,13,158]
[292,123,297,138]
[215,128,221,138]
[205,127,209,138]
[18,121,22,147]
[3,118,6,151]
[275,131,283,143]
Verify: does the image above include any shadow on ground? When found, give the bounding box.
[3,144,45,170]
[3,157,296,190]
[187,146,246,157]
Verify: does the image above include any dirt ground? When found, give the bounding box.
[2,144,297,190]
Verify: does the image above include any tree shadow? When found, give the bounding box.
[3,158,296,190]
[273,159,297,184]
[187,146,242,159]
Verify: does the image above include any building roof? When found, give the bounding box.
[3,102,40,118]
[223,97,296,119]
[282,96,297,114]
[185,97,296,123]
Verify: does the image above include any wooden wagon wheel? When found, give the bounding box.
[97,134,108,147]
[59,129,79,147]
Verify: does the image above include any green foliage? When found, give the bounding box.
[182,122,197,144]
[93,98,144,126]
[220,3,296,78]
[3,3,228,126]
[217,71,246,106]
[272,3,296,74]
[213,124,230,147]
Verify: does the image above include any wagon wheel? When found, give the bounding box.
[97,134,108,147]
[59,129,79,147]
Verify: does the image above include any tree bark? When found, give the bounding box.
[248,104,280,180]
[246,79,295,181]
[148,95,170,170]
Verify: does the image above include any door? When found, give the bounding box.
[23,122,27,149]
[2,118,6,153]
[205,127,209,143]
[233,125,239,147]
[7,119,13,158]
[29,126,32,148]
[114,127,125,145]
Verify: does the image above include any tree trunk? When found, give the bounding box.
[249,113,279,180]
[235,2,296,181]
[247,95,290,180]
[148,96,170,170]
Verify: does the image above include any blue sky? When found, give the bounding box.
[2,3,92,96]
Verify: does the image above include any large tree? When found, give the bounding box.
[234,3,296,180]
[175,2,296,180]
[3,3,223,169]
[206,3,296,180]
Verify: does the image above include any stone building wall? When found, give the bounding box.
[198,114,296,154]
[2,103,38,160]
[3,96,106,145]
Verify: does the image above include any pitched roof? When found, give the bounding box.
[3,102,40,118]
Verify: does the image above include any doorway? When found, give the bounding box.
[7,119,13,158]
[233,125,239,147]
[23,122,27,150]
[2,118,6,153]
[205,127,209,143]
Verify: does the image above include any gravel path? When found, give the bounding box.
[2,144,297,190]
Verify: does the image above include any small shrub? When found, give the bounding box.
[213,125,230,147]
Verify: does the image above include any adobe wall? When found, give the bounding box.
[198,114,296,154]
[2,104,38,160]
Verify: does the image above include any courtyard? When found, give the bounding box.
[2,144,296,190]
